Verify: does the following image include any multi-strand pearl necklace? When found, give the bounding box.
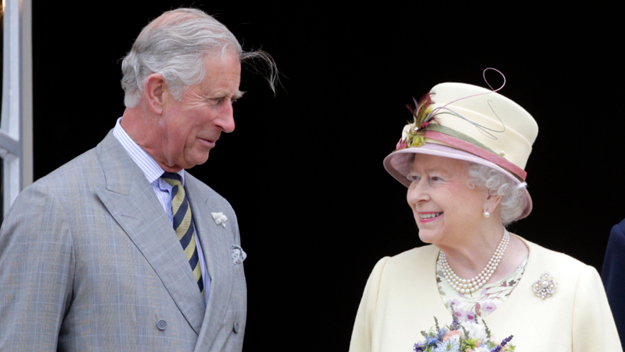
[438,230,510,294]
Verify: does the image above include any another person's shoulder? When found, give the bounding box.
[611,217,625,236]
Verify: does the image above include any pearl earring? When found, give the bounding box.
[483,210,490,218]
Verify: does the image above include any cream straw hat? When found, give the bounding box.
[383,78,538,220]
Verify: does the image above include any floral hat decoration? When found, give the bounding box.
[383,68,539,220]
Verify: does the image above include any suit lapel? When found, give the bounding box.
[93,132,206,335]
[185,174,233,345]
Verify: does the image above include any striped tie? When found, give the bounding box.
[161,172,204,296]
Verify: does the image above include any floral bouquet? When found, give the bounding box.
[413,313,514,352]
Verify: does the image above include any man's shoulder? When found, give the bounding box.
[33,131,126,190]
[34,148,101,190]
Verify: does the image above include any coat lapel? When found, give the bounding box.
[185,174,234,346]
[93,131,206,334]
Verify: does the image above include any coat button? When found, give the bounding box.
[233,322,240,333]
[157,320,167,331]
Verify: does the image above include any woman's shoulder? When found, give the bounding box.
[516,235,599,285]
[393,244,439,259]
[519,235,588,269]
[372,244,439,275]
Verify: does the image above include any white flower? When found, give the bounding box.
[401,123,416,140]
[474,348,490,352]
[211,212,228,227]
[461,320,488,341]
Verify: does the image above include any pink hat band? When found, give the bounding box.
[423,129,527,181]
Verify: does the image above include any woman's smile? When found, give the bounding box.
[418,212,443,223]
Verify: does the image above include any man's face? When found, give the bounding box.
[157,50,242,171]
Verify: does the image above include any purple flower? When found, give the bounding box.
[490,335,514,352]
[481,302,497,314]
[465,311,476,322]
[454,309,465,320]
[501,335,514,346]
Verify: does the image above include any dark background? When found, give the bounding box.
[32,2,623,351]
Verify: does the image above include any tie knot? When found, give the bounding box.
[161,172,182,186]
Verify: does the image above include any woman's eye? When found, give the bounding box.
[407,175,420,182]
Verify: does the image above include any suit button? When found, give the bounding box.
[157,320,167,331]
[233,322,240,333]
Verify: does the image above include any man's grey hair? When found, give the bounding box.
[121,8,277,108]
[466,163,527,226]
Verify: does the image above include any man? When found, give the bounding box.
[0,8,275,351]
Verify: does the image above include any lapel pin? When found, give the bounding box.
[211,212,228,227]
[532,272,557,299]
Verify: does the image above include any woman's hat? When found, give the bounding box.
[383,80,538,220]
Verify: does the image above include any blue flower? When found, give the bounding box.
[426,334,440,344]
[433,339,460,352]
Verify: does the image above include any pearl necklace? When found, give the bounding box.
[438,230,510,294]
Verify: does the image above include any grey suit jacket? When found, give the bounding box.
[0,131,247,352]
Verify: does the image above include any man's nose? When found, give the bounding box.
[216,103,235,133]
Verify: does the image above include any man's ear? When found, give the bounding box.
[144,73,166,115]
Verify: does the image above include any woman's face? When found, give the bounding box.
[406,154,490,246]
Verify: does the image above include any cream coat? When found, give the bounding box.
[349,236,621,352]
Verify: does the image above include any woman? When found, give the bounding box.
[349,77,621,351]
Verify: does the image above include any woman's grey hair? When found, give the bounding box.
[466,163,527,226]
[121,8,278,108]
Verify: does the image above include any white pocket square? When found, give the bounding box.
[232,245,247,265]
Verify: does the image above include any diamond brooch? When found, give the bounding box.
[532,272,557,299]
